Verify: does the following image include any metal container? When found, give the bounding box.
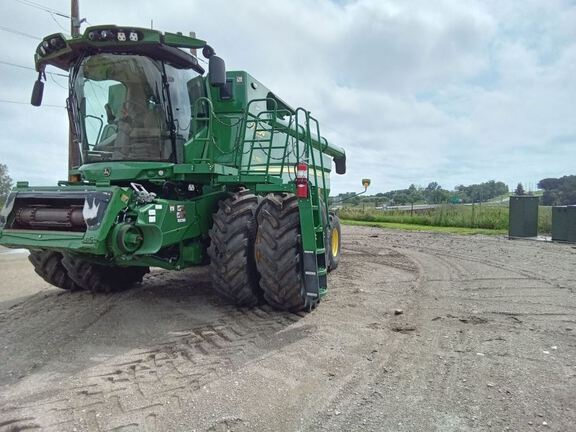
[552,206,576,243]
[508,196,539,238]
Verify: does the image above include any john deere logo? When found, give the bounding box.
[103,168,111,176]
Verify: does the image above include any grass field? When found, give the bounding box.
[342,219,508,235]
[338,204,552,233]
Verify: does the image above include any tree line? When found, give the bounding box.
[538,176,576,206]
[332,180,510,206]
[0,163,12,205]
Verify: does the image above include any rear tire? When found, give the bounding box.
[255,193,306,312]
[207,188,261,307]
[28,250,81,291]
[327,214,342,271]
[62,254,149,293]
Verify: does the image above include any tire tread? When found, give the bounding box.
[28,250,81,291]
[62,255,148,293]
[207,188,260,306]
[255,193,306,312]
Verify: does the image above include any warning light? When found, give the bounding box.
[295,162,308,199]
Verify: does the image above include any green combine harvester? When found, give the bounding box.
[0,25,347,311]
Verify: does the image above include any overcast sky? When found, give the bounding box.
[0,0,575,194]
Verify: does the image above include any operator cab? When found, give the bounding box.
[30,26,227,167]
[71,53,203,164]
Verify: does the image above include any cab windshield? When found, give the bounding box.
[70,53,203,163]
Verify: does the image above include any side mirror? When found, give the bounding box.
[31,79,44,107]
[209,56,226,87]
[334,156,346,175]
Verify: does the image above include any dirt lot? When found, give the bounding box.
[0,225,575,431]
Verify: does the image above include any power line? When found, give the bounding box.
[14,0,70,18]
[0,60,35,71]
[0,25,41,40]
[50,72,68,89]
[49,12,70,34]
[0,99,65,108]
[0,60,68,77]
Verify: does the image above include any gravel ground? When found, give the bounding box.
[0,226,575,431]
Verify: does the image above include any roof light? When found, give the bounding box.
[49,37,65,50]
[37,34,67,57]
[86,28,140,43]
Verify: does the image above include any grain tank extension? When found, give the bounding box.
[0,26,346,311]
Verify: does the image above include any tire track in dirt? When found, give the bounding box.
[307,241,432,431]
[342,246,419,274]
[417,248,576,325]
[2,226,575,431]
[310,243,483,431]
[309,227,576,431]
[0,270,309,431]
[0,290,125,386]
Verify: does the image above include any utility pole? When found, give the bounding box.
[71,0,80,37]
[189,31,198,65]
[68,0,81,177]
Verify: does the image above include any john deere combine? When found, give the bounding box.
[0,25,346,311]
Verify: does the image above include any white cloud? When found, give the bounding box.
[0,0,574,194]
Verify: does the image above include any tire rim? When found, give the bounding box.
[331,227,339,257]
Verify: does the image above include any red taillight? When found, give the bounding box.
[295,162,308,198]
[296,162,307,179]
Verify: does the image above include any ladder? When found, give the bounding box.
[295,108,329,309]
[238,101,330,309]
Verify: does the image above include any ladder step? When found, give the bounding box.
[304,267,326,276]
[315,248,325,255]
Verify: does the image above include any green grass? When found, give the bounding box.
[338,204,552,234]
[539,206,552,233]
[342,219,507,235]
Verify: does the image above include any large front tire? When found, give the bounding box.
[255,193,306,312]
[207,188,261,307]
[62,255,149,293]
[28,250,81,291]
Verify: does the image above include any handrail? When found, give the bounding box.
[197,94,339,226]
[242,99,345,160]
[236,99,332,218]
[191,96,214,162]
